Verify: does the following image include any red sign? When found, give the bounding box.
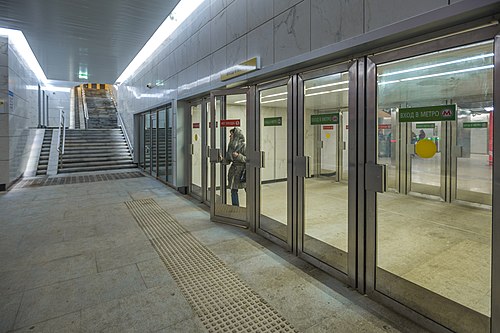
[489,113,493,166]
[323,125,334,130]
[378,124,391,129]
[192,123,200,128]
[220,119,240,127]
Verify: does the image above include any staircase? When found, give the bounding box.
[58,128,135,173]
[36,129,53,176]
[84,88,118,128]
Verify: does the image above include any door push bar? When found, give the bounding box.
[365,163,387,193]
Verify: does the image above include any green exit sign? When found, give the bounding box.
[463,122,487,128]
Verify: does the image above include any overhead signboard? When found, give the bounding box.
[416,123,435,129]
[463,122,487,128]
[399,105,456,123]
[220,119,240,127]
[311,113,339,125]
[264,117,282,126]
[221,57,261,81]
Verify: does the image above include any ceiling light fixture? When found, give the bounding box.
[305,87,349,97]
[115,0,205,85]
[305,80,349,91]
[261,98,287,104]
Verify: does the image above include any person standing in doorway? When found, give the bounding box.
[418,129,426,140]
[223,127,246,206]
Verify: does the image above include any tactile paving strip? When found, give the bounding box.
[126,198,297,333]
[14,171,144,188]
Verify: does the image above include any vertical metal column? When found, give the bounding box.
[491,33,500,333]
[46,94,49,127]
[38,85,41,127]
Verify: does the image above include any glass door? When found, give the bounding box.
[144,113,151,173]
[204,100,211,204]
[151,111,158,177]
[368,38,494,333]
[190,103,203,199]
[165,106,174,184]
[158,109,167,182]
[209,88,252,227]
[297,64,356,280]
[256,79,290,247]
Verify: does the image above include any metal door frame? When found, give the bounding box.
[365,25,499,333]
[255,77,292,250]
[209,87,255,229]
[188,98,209,202]
[296,61,357,285]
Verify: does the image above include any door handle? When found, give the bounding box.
[365,163,387,193]
[260,151,265,168]
[190,144,194,155]
[295,156,311,178]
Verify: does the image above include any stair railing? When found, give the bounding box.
[117,112,134,155]
[57,108,66,168]
[81,88,89,129]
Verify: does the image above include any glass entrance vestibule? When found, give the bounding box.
[137,105,174,184]
[186,27,499,333]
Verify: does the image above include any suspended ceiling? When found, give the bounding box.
[0,0,180,85]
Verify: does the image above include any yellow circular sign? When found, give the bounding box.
[415,139,437,158]
[326,133,331,139]
[194,134,198,141]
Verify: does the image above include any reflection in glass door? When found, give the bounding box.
[191,103,203,199]
[144,113,151,172]
[151,111,158,176]
[257,81,289,244]
[158,109,167,182]
[372,40,493,332]
[299,68,352,276]
[210,90,249,226]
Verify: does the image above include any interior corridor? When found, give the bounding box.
[0,170,428,333]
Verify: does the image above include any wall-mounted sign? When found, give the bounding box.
[311,113,339,125]
[264,117,282,126]
[221,57,261,81]
[416,123,435,129]
[192,123,200,129]
[399,105,456,122]
[378,124,391,129]
[463,122,487,128]
[220,119,240,127]
[323,125,334,130]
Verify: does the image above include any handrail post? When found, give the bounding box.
[57,108,66,169]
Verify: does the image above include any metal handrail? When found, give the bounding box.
[117,112,133,154]
[57,108,66,168]
[81,88,89,129]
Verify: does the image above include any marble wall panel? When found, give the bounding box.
[178,64,198,96]
[274,0,303,16]
[247,20,274,68]
[0,38,7,67]
[211,9,227,52]
[227,0,247,43]
[197,56,212,88]
[247,0,274,31]
[274,0,311,63]
[311,0,364,50]
[365,0,448,31]
[211,0,233,18]
[226,36,247,68]
[190,1,212,35]
[210,47,227,83]
[198,23,212,61]
[0,161,8,185]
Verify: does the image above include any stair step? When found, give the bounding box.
[62,156,133,163]
[59,164,137,173]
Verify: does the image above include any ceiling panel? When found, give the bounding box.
[0,0,180,83]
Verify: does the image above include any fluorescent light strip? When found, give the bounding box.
[379,65,493,85]
[0,28,48,84]
[379,53,493,77]
[261,92,287,99]
[305,81,349,91]
[261,98,286,104]
[305,87,348,97]
[115,0,205,84]
[234,100,246,104]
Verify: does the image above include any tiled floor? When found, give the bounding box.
[0,171,427,333]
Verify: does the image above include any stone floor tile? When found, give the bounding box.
[11,311,81,333]
[96,240,158,272]
[80,285,194,333]
[0,291,23,332]
[14,264,146,329]
[155,316,207,333]
[136,258,177,289]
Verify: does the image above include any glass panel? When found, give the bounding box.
[191,104,203,197]
[151,112,158,175]
[376,41,493,327]
[456,111,493,204]
[158,109,167,181]
[259,85,288,241]
[205,101,211,202]
[144,113,151,173]
[214,94,247,221]
[303,72,349,272]
[138,115,145,168]
[166,107,174,184]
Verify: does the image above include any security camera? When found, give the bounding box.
[146,83,155,89]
